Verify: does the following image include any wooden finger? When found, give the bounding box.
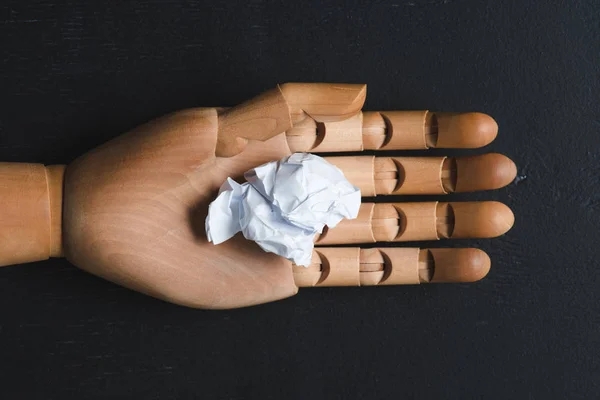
[286,111,498,152]
[314,201,514,245]
[325,153,516,195]
[292,247,490,287]
[279,83,366,124]
[217,83,366,157]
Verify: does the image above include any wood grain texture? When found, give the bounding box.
[62,83,368,309]
[0,82,504,308]
[315,201,513,245]
[288,110,498,152]
[324,153,516,195]
[63,108,298,309]
[292,247,490,287]
[0,163,51,266]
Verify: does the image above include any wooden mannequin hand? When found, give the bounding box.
[13,83,516,309]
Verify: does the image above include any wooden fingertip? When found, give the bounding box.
[448,201,514,238]
[454,153,517,192]
[431,112,498,149]
[427,248,491,283]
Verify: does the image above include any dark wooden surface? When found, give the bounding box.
[1,1,599,398]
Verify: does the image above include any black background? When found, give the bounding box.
[1,1,599,399]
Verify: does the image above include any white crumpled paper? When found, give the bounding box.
[206,153,361,266]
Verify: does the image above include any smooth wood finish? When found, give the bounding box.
[363,111,429,149]
[63,108,297,309]
[326,154,517,196]
[216,87,291,157]
[324,156,377,196]
[434,112,498,148]
[62,83,369,309]
[0,163,65,267]
[428,248,491,283]
[217,83,366,157]
[288,110,498,152]
[0,83,514,308]
[454,153,518,192]
[292,247,490,287]
[279,83,367,124]
[316,201,514,245]
[47,165,66,257]
[287,113,364,152]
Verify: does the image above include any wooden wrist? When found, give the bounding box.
[0,163,65,266]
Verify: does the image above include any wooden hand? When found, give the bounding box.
[0,83,515,309]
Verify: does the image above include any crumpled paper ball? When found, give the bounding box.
[206,153,361,266]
